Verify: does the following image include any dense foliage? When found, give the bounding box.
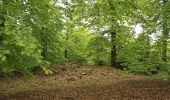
[0,0,170,76]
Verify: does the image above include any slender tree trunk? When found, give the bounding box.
[145,32,151,59]
[41,27,48,60]
[64,49,68,60]
[162,0,168,63]
[0,16,5,43]
[111,31,117,67]
[0,0,5,29]
[162,22,168,63]
[64,6,73,61]
[64,33,68,60]
[0,15,5,29]
[106,0,117,67]
[0,0,6,43]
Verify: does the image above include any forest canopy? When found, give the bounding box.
[0,0,170,76]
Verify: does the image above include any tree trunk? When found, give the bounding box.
[111,31,117,67]
[0,0,5,30]
[145,31,151,59]
[41,27,48,60]
[64,33,68,60]
[162,22,168,63]
[0,1,6,43]
[0,15,5,29]
[106,0,117,67]
[162,0,168,63]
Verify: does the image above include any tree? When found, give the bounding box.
[82,0,137,68]
[0,0,62,74]
[161,0,169,63]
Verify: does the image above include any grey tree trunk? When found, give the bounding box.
[111,31,117,67]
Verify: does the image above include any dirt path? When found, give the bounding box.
[0,63,170,100]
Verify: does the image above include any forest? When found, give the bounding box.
[0,0,170,100]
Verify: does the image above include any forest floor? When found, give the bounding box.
[0,63,170,100]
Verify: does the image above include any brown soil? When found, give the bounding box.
[0,63,170,100]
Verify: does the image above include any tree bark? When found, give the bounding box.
[145,31,151,59]
[0,16,5,29]
[64,32,68,60]
[111,31,117,67]
[162,22,168,63]
[0,0,6,43]
[106,0,117,67]
[41,27,48,60]
[0,0,5,29]
[162,0,168,63]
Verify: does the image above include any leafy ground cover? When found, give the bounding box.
[0,63,170,100]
